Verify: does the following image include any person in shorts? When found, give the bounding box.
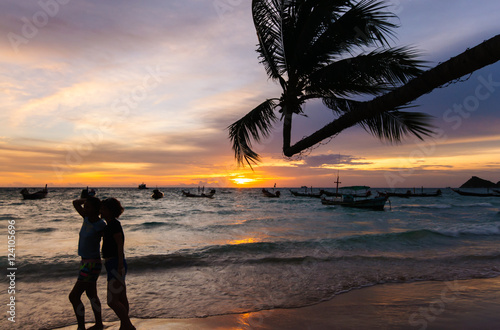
[101,198,135,330]
[69,196,106,330]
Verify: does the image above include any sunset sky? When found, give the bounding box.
[1,0,499,188]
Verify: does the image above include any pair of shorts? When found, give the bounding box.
[105,257,127,281]
[78,259,102,282]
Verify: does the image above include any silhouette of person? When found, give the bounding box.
[100,198,135,330]
[69,196,106,330]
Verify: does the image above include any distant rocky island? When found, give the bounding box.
[460,176,500,188]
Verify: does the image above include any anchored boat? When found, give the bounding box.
[20,184,48,200]
[321,195,388,211]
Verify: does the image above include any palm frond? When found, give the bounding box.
[293,0,400,75]
[252,0,288,80]
[360,110,435,143]
[228,99,278,167]
[348,0,399,46]
[322,97,363,114]
[323,96,434,142]
[287,0,351,71]
[307,46,425,97]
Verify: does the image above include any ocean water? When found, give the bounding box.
[1,187,500,329]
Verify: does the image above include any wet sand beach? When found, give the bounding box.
[54,277,500,330]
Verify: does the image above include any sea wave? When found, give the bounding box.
[153,211,189,218]
[32,227,57,233]
[400,204,452,209]
[169,227,500,261]
[130,221,190,231]
[400,202,495,210]
[454,202,495,208]
[5,225,500,282]
[434,224,500,237]
[0,214,21,221]
[7,251,500,285]
[8,227,500,283]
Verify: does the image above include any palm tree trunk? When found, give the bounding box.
[284,34,500,157]
[283,109,293,151]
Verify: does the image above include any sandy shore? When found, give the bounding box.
[54,277,500,330]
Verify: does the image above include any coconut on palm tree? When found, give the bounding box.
[228,0,500,167]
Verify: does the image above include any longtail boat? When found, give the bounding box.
[20,184,48,200]
[182,189,216,198]
[262,188,280,198]
[321,195,388,211]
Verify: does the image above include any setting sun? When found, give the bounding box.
[231,177,256,185]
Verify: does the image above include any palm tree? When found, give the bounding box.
[228,0,500,167]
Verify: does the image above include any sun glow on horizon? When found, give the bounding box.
[231,177,256,185]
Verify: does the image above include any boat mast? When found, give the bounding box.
[335,171,341,196]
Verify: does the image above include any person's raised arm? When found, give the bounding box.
[72,199,86,218]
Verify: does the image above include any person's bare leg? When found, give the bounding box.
[85,283,104,330]
[119,283,129,314]
[107,279,135,330]
[69,281,87,330]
